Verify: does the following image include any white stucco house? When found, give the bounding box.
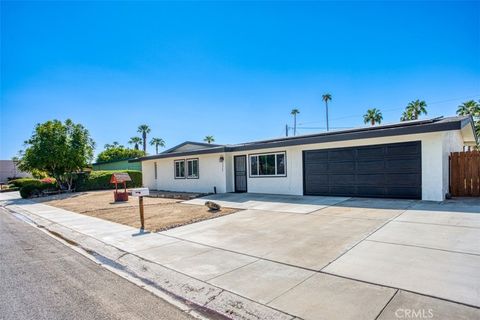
[131,116,477,201]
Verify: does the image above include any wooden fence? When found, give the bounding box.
[450,151,480,197]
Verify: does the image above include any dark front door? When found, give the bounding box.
[303,141,422,199]
[234,155,248,193]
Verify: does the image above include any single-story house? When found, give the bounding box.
[0,160,31,183]
[92,158,142,171]
[130,116,477,201]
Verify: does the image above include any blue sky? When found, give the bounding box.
[1,1,479,159]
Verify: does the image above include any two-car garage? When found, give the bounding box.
[303,141,422,199]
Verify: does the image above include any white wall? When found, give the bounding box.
[141,160,156,190]
[226,131,466,201]
[142,153,227,193]
[441,131,465,197]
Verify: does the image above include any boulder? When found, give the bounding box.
[205,201,221,211]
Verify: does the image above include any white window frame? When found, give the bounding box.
[186,158,199,179]
[249,151,287,177]
[174,160,185,179]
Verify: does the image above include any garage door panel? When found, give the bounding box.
[328,149,355,161]
[329,186,356,195]
[305,174,328,184]
[357,160,385,172]
[328,161,356,172]
[305,163,328,174]
[385,158,421,171]
[356,146,385,159]
[386,143,420,156]
[385,173,421,186]
[385,187,421,198]
[329,174,356,185]
[357,186,386,197]
[303,141,421,199]
[305,152,328,162]
[356,174,385,185]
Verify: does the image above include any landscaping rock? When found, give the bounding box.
[205,201,221,211]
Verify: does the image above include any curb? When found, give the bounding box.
[2,201,297,320]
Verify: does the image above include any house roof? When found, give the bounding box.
[130,115,476,162]
[161,141,222,154]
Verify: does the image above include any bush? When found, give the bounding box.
[17,178,58,198]
[75,170,142,191]
[19,183,42,198]
[10,178,41,188]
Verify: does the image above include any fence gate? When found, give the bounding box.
[450,151,480,197]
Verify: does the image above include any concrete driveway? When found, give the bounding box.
[154,193,480,319]
[4,191,479,319]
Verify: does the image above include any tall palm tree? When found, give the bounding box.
[204,136,215,144]
[150,137,165,154]
[401,99,427,121]
[128,137,143,150]
[322,93,332,131]
[457,100,480,117]
[363,108,383,126]
[137,124,151,153]
[291,109,300,136]
[104,141,121,149]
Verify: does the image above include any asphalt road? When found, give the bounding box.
[0,208,196,320]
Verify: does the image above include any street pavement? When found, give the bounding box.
[0,208,195,320]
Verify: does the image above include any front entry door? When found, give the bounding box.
[234,155,248,193]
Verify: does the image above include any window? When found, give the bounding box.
[174,160,185,178]
[187,159,199,178]
[154,162,158,180]
[250,152,286,177]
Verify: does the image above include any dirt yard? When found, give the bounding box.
[33,190,237,232]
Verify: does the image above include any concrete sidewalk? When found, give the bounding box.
[1,191,479,320]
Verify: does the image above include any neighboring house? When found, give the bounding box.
[92,158,142,171]
[0,160,31,183]
[131,116,477,201]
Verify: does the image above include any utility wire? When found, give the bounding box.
[297,94,480,126]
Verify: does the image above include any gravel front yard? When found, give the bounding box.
[33,190,237,232]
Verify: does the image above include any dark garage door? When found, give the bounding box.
[303,141,421,199]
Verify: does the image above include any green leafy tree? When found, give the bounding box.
[18,119,95,190]
[363,108,383,126]
[150,137,166,154]
[137,124,151,153]
[96,147,145,163]
[401,99,427,121]
[290,109,300,136]
[128,136,143,150]
[322,93,332,131]
[204,136,215,144]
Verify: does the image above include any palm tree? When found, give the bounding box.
[204,136,215,144]
[363,108,383,126]
[457,100,480,117]
[137,124,151,153]
[291,109,300,136]
[150,137,165,154]
[128,137,143,150]
[401,99,427,121]
[104,141,121,149]
[322,93,332,131]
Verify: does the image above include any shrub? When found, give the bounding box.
[19,183,42,198]
[75,170,142,191]
[9,178,41,188]
[17,178,58,198]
